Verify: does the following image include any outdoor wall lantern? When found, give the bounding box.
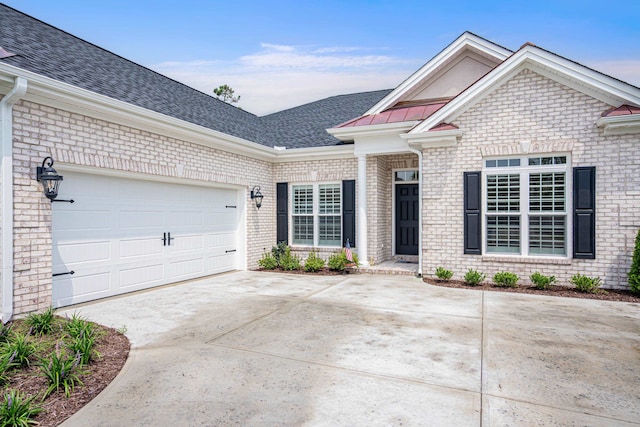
[250,185,264,209]
[36,156,74,203]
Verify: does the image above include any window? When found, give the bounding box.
[484,156,569,256]
[292,183,341,247]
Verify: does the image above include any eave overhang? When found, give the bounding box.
[402,128,464,148]
[596,114,640,136]
[327,121,419,141]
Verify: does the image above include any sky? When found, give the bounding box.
[3,0,640,115]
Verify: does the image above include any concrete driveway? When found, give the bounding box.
[59,271,640,426]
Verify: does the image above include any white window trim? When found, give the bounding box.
[289,182,342,248]
[482,154,573,259]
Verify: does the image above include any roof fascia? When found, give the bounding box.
[363,32,512,116]
[327,121,419,141]
[410,46,640,134]
[272,144,355,163]
[0,63,277,162]
[402,128,464,148]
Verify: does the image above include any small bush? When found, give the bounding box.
[464,269,486,286]
[435,267,454,281]
[279,247,301,271]
[629,228,640,295]
[328,250,359,271]
[40,351,85,398]
[304,252,325,272]
[258,251,278,270]
[271,241,289,267]
[67,332,98,366]
[65,313,96,340]
[0,353,16,386]
[570,274,602,293]
[0,389,42,427]
[530,272,556,290]
[493,271,520,288]
[0,322,12,344]
[25,307,56,336]
[2,333,36,368]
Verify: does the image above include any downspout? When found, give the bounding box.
[407,145,423,277]
[1,77,28,323]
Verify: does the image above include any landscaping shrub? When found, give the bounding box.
[530,272,556,290]
[0,322,12,344]
[2,333,36,368]
[40,351,85,398]
[0,389,42,427]
[258,251,278,270]
[435,267,454,281]
[65,313,96,340]
[569,274,602,293]
[271,241,289,267]
[304,252,325,272]
[279,246,301,271]
[0,352,16,386]
[464,269,486,286]
[25,307,56,336]
[629,228,640,295]
[67,332,98,366]
[493,271,520,288]
[328,250,359,272]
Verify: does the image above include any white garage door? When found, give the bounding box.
[52,171,241,307]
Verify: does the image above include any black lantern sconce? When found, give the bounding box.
[250,185,264,209]
[36,157,74,203]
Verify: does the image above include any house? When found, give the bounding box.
[1,4,639,320]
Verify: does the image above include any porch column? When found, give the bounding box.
[357,155,368,266]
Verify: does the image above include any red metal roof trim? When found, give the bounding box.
[601,104,640,117]
[428,123,459,131]
[336,101,448,128]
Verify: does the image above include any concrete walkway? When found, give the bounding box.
[58,271,640,426]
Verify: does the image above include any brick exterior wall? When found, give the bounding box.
[10,100,274,314]
[420,69,640,289]
[272,158,357,263]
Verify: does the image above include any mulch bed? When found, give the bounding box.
[3,322,130,427]
[424,278,640,303]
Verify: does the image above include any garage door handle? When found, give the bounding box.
[161,232,167,246]
[168,232,175,245]
[225,249,236,253]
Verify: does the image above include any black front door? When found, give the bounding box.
[395,184,419,255]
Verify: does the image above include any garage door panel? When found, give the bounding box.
[52,272,112,308]
[53,172,240,307]
[171,234,204,253]
[166,211,204,229]
[119,264,164,288]
[53,241,111,266]
[55,210,111,231]
[120,210,164,229]
[119,238,164,259]
[206,233,235,249]
[169,257,204,279]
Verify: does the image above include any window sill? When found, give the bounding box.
[482,255,572,265]
[290,245,343,252]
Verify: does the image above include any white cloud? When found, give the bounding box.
[586,60,640,87]
[152,44,418,115]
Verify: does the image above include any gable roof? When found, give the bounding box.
[407,43,640,137]
[0,4,386,150]
[363,32,512,115]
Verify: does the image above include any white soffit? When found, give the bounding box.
[409,45,640,135]
[363,32,512,116]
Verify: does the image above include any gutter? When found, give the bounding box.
[407,145,423,278]
[0,77,27,323]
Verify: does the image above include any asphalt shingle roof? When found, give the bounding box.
[0,4,391,149]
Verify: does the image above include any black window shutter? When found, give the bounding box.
[464,171,482,255]
[573,167,596,259]
[342,180,356,247]
[276,183,288,244]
